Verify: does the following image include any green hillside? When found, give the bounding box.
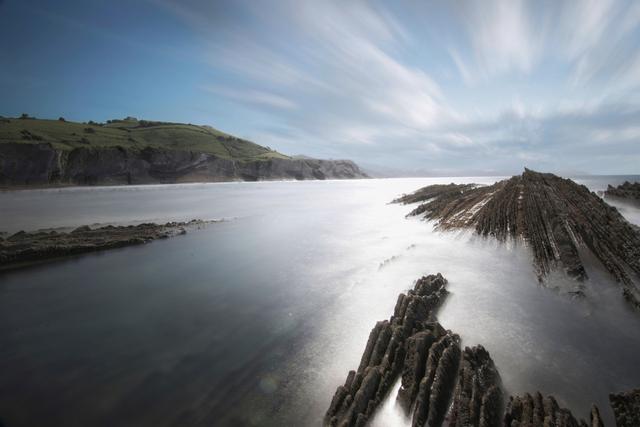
[0,115,289,161]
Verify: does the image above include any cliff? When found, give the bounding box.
[0,116,368,186]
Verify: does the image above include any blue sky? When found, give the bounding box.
[1,0,639,174]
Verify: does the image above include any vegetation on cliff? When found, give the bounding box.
[0,115,288,161]
[0,115,368,185]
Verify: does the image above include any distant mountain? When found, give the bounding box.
[0,116,368,186]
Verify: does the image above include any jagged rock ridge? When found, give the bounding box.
[324,274,453,426]
[325,274,640,426]
[609,388,640,427]
[325,274,504,427]
[504,393,603,427]
[393,169,640,310]
[605,181,640,202]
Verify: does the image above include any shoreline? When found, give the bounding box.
[2,174,638,193]
[0,176,378,193]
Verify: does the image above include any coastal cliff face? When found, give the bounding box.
[0,142,368,186]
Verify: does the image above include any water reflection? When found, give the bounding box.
[0,177,638,426]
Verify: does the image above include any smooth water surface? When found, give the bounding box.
[1,176,639,427]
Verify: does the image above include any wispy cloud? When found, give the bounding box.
[158,0,640,174]
[203,86,297,110]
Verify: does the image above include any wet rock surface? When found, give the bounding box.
[410,331,461,427]
[325,274,640,426]
[609,388,640,427]
[394,169,640,311]
[605,182,640,202]
[503,392,591,427]
[324,274,449,427]
[449,345,503,427]
[0,220,210,271]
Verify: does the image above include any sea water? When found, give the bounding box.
[0,176,639,426]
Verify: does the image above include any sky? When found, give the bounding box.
[1,0,639,175]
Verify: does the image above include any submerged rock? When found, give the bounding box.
[394,169,640,311]
[0,219,210,270]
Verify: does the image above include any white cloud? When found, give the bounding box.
[453,0,541,77]
[203,86,297,110]
[162,0,640,174]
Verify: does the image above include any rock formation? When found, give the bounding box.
[605,181,640,202]
[409,331,461,427]
[0,220,209,270]
[609,388,640,427]
[325,274,507,427]
[325,274,640,426]
[502,393,597,427]
[449,345,503,427]
[324,274,450,427]
[393,169,640,310]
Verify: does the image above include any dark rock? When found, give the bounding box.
[0,143,368,187]
[590,404,604,427]
[0,220,210,271]
[324,274,449,427]
[449,345,503,427]
[411,332,461,427]
[393,169,640,311]
[72,225,92,233]
[605,181,640,202]
[397,330,440,412]
[609,388,640,427]
[504,393,591,427]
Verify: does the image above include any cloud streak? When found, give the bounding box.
[162,0,640,174]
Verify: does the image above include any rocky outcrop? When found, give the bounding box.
[410,331,461,427]
[0,220,209,270]
[324,274,449,427]
[325,274,640,426]
[605,181,640,202]
[0,143,368,187]
[449,345,503,427]
[503,393,593,427]
[325,274,507,427]
[394,169,640,311]
[609,388,640,427]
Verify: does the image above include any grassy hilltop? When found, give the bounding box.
[0,115,289,161]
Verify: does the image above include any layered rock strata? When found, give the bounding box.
[605,182,640,202]
[0,143,368,186]
[449,345,503,427]
[503,393,596,427]
[324,274,450,427]
[393,169,640,310]
[609,388,640,427]
[325,274,640,426]
[0,220,208,270]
